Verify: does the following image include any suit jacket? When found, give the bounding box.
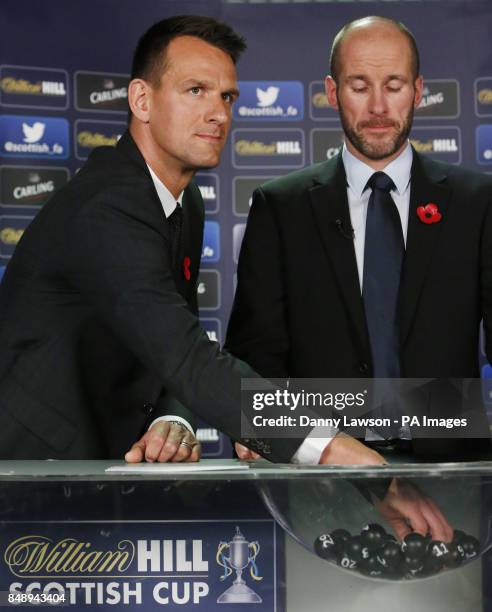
[0,132,288,461]
[226,151,492,460]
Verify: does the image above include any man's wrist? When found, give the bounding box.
[149,415,195,435]
[292,430,338,464]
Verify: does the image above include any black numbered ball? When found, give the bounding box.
[377,541,403,571]
[360,523,387,552]
[427,540,450,570]
[402,533,427,559]
[384,562,406,580]
[415,558,441,578]
[403,554,424,574]
[338,552,359,571]
[342,535,367,564]
[314,533,338,561]
[359,554,384,577]
[331,528,351,545]
[444,542,465,569]
[452,530,466,544]
[460,535,479,560]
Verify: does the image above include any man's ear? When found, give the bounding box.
[128,78,151,123]
[325,75,339,110]
[413,75,424,109]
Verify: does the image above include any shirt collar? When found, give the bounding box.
[342,141,413,199]
[146,164,184,218]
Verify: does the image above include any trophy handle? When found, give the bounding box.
[248,541,263,581]
[248,540,260,561]
[216,542,233,581]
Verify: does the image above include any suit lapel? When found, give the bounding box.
[399,152,451,346]
[179,181,204,297]
[116,130,172,242]
[309,155,371,356]
[117,130,204,300]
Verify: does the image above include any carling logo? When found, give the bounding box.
[0,166,69,207]
[75,71,129,113]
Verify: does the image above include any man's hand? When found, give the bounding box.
[318,433,453,542]
[319,432,387,466]
[235,442,261,460]
[125,421,201,463]
[373,478,454,542]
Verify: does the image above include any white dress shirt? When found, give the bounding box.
[292,142,413,464]
[146,164,194,435]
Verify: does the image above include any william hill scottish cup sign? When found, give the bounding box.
[0,520,281,610]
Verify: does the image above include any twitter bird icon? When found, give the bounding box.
[256,86,280,107]
[22,122,46,144]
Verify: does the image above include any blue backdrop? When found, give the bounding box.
[1,0,492,457]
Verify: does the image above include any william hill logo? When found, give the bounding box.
[4,535,210,605]
[410,127,461,163]
[197,428,219,442]
[1,78,65,97]
[0,66,68,110]
[308,81,339,120]
[235,140,301,155]
[475,77,492,117]
[1,520,275,607]
[4,536,134,576]
[0,228,24,245]
[75,120,126,160]
[232,129,304,168]
[77,131,121,148]
[312,91,329,109]
[478,89,492,105]
[410,138,458,153]
[198,185,216,200]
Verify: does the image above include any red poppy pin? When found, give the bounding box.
[416,202,442,225]
[183,256,191,281]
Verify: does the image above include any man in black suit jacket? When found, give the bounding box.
[227,18,492,477]
[0,15,294,462]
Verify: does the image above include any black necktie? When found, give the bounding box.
[363,172,404,435]
[167,203,182,269]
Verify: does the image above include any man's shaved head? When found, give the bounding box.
[330,16,420,83]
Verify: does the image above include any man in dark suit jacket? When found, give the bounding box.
[227,18,492,471]
[0,15,293,462]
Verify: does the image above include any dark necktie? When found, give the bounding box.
[363,172,404,434]
[167,203,182,269]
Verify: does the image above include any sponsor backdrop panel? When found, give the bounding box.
[0,480,284,610]
[0,520,281,610]
[1,0,491,470]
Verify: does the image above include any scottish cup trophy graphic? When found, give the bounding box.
[216,526,262,603]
